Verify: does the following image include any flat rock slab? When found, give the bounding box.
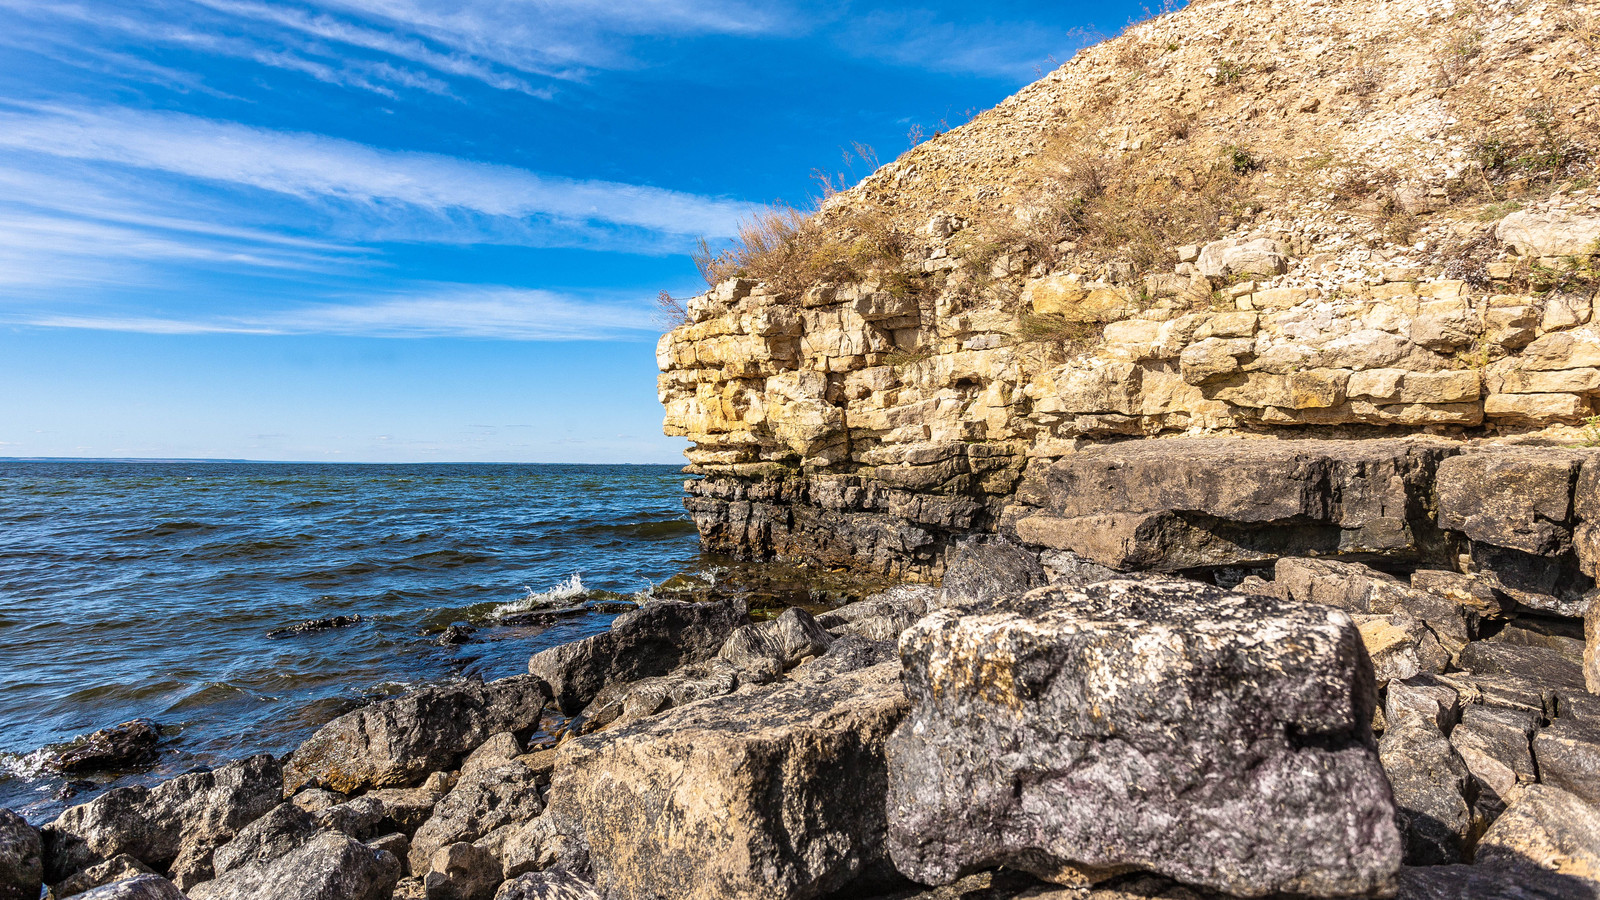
[1012,438,1454,570]
[547,661,908,900]
[886,579,1401,898]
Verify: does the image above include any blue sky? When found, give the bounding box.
[0,0,1152,462]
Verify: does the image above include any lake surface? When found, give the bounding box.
[0,460,702,819]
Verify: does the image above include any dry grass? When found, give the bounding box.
[693,204,914,296]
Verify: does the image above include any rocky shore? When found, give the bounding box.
[7,0,1600,896]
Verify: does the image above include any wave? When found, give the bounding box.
[492,574,586,619]
[574,519,698,541]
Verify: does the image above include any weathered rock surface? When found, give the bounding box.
[1531,717,1600,809]
[1450,705,1539,820]
[420,842,500,900]
[71,874,190,900]
[1458,642,1589,694]
[1012,440,1452,571]
[1587,602,1599,694]
[528,599,749,715]
[0,810,41,900]
[934,535,1046,607]
[208,803,318,878]
[52,720,162,774]
[43,754,282,887]
[186,832,399,900]
[1356,614,1449,687]
[54,853,157,897]
[547,661,908,900]
[284,676,549,794]
[409,763,543,873]
[1474,785,1600,895]
[887,579,1400,897]
[717,606,833,672]
[494,870,600,900]
[1379,678,1474,865]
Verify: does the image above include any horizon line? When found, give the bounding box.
[0,455,688,466]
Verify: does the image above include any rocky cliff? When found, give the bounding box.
[659,0,1600,579]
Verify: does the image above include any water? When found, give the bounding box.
[0,460,702,820]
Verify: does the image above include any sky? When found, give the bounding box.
[0,0,1155,462]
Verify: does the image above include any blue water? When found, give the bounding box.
[0,461,702,819]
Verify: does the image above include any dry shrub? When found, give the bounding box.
[693,204,913,295]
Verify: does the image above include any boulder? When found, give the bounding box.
[493,815,588,883]
[717,607,833,672]
[410,764,544,874]
[43,754,283,887]
[1379,678,1473,865]
[935,536,1046,608]
[494,870,600,900]
[1354,614,1448,687]
[0,810,41,900]
[1013,439,1453,571]
[1531,718,1600,808]
[1396,863,1595,900]
[1449,705,1539,821]
[1038,549,1122,589]
[815,586,931,641]
[1475,785,1600,895]
[462,734,525,776]
[71,874,190,899]
[547,662,908,900]
[787,635,898,684]
[1495,210,1600,257]
[565,658,746,736]
[186,832,399,900]
[1276,559,1474,655]
[1458,642,1588,694]
[1436,450,1584,557]
[886,579,1400,897]
[527,599,749,715]
[1196,237,1288,278]
[209,803,318,877]
[52,720,162,774]
[54,854,157,897]
[421,842,500,900]
[284,676,549,794]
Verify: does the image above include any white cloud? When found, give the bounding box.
[835,10,1099,80]
[0,104,751,239]
[20,286,657,340]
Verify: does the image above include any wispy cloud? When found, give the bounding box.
[0,104,751,239]
[836,10,1101,80]
[20,286,657,340]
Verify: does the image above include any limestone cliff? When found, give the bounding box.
[659,0,1600,578]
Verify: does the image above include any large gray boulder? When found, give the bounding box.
[71,874,190,899]
[528,598,749,715]
[1379,678,1473,865]
[936,536,1047,609]
[209,803,319,878]
[1531,717,1600,808]
[284,676,549,794]
[0,810,41,900]
[494,870,599,900]
[186,831,400,900]
[717,607,833,673]
[1011,439,1453,571]
[43,754,283,888]
[409,763,544,873]
[547,661,908,900]
[886,579,1401,897]
[1474,784,1600,897]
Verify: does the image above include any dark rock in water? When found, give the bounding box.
[1532,717,1600,808]
[408,763,543,873]
[72,873,190,899]
[935,535,1046,609]
[548,661,908,900]
[267,615,362,639]
[420,842,499,900]
[52,719,162,774]
[186,831,400,900]
[500,606,589,628]
[494,869,599,900]
[437,625,476,646]
[0,809,42,900]
[718,607,833,673]
[527,598,749,715]
[1458,642,1588,693]
[210,803,319,878]
[1380,678,1473,865]
[886,578,1400,897]
[1010,438,1454,571]
[54,853,157,897]
[283,675,549,794]
[43,753,283,888]
[585,600,637,614]
[1473,784,1600,897]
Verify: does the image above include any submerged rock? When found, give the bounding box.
[267,615,362,639]
[43,754,283,888]
[547,661,908,900]
[527,598,749,715]
[886,579,1400,897]
[283,675,549,794]
[52,719,162,774]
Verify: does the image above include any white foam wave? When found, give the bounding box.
[0,748,54,781]
[494,574,586,618]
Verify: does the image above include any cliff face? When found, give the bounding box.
[659,0,1600,578]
